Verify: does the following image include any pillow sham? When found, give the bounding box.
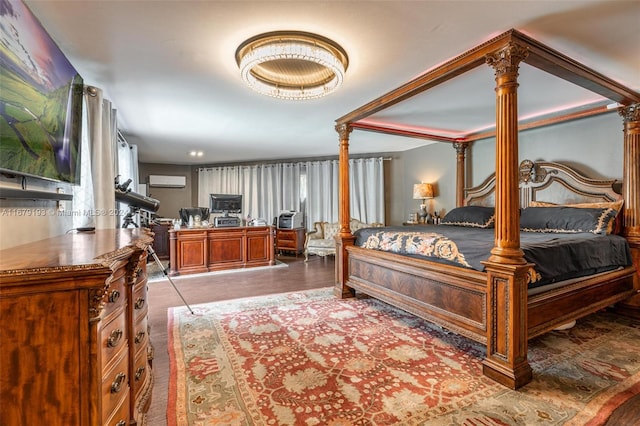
[441,206,495,228]
[528,199,623,234]
[520,206,617,235]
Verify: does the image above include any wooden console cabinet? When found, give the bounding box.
[169,226,274,275]
[149,222,170,259]
[276,227,306,255]
[0,229,154,426]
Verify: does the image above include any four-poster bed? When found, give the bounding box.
[333,29,640,389]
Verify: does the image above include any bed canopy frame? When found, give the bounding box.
[332,29,640,389]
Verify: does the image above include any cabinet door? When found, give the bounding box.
[176,231,208,274]
[247,227,273,264]
[208,229,245,269]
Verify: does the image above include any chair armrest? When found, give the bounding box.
[304,230,318,247]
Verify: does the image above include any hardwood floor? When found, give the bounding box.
[146,254,336,426]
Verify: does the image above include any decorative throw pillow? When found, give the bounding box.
[520,206,617,235]
[528,199,623,234]
[441,206,495,228]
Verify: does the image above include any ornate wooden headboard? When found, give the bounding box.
[465,159,622,207]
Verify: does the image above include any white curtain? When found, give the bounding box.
[72,86,118,229]
[305,160,339,227]
[198,163,302,224]
[350,157,385,224]
[198,157,385,230]
[116,132,140,226]
[306,158,385,228]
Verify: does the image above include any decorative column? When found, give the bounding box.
[617,104,640,318]
[453,142,468,207]
[334,123,356,298]
[481,43,533,389]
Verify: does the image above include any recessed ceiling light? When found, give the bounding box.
[189,151,204,157]
[236,31,348,101]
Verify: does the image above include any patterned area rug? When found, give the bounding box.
[167,288,640,425]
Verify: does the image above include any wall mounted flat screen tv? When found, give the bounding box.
[0,0,83,184]
[210,194,242,216]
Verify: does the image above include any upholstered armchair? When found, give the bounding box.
[304,219,383,261]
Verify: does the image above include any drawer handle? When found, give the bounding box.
[108,290,120,303]
[134,297,145,310]
[135,267,143,278]
[107,329,123,348]
[135,366,146,381]
[110,372,126,394]
[135,330,146,344]
[116,421,126,426]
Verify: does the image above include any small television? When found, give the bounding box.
[210,194,242,217]
[0,0,83,185]
[179,207,210,225]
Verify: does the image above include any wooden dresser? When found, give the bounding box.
[0,229,154,426]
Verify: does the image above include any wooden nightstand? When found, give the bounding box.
[276,227,306,255]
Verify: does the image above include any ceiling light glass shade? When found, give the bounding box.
[236,31,348,100]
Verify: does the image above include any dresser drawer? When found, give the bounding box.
[132,281,148,321]
[132,315,149,354]
[132,347,150,400]
[277,239,297,249]
[101,312,128,370]
[277,229,296,240]
[102,271,127,320]
[105,389,130,426]
[101,349,129,424]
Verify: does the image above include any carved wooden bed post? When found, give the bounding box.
[481,42,533,389]
[334,123,356,299]
[454,142,468,208]
[618,104,640,318]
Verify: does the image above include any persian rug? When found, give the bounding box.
[167,288,640,425]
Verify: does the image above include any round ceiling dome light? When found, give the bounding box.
[235,31,348,100]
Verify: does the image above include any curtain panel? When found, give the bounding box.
[198,157,385,229]
[72,86,118,230]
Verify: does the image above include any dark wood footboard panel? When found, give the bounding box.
[346,246,488,343]
[346,248,638,346]
[527,266,638,339]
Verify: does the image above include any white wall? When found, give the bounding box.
[0,175,74,250]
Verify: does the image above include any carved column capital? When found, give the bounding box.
[486,43,529,77]
[335,123,353,140]
[453,142,468,155]
[619,104,640,123]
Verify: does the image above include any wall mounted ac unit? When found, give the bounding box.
[148,175,186,188]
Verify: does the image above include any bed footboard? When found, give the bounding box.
[345,246,487,343]
[527,266,637,338]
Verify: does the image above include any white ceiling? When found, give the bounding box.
[25,0,640,165]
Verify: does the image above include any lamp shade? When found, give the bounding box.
[413,183,434,200]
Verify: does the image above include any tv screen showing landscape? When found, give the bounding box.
[0,0,83,184]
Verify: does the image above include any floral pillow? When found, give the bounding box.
[441,206,495,228]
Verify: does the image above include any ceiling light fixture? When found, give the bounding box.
[235,31,348,100]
